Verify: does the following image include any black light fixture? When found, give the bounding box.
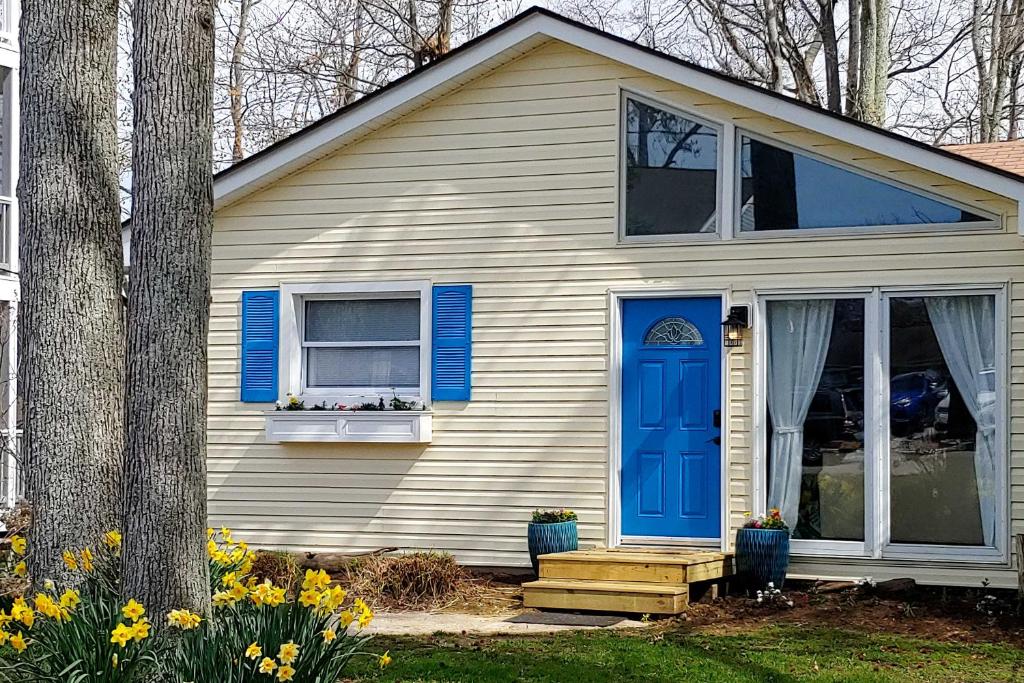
[722,305,750,348]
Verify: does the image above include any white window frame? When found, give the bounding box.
[279,280,432,405]
[617,88,727,244]
[753,284,1009,564]
[734,130,1003,239]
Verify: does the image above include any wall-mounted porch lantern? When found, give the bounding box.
[722,305,750,348]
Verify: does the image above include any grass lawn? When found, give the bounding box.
[345,625,1024,682]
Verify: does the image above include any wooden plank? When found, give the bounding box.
[683,559,735,582]
[522,579,689,614]
[540,558,685,583]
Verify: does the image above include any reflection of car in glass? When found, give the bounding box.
[891,370,947,435]
[804,388,863,463]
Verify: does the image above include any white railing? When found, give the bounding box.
[0,428,20,508]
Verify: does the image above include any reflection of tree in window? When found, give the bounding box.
[624,98,718,236]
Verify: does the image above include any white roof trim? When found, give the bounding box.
[215,10,1024,232]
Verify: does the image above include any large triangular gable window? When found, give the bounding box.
[738,135,997,233]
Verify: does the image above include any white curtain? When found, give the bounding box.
[925,295,998,547]
[766,300,835,530]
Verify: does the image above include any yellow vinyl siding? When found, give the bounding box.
[209,39,1023,585]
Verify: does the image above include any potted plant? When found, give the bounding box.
[527,508,578,575]
[736,508,790,590]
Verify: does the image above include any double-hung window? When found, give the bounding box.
[281,281,431,403]
[758,287,1006,561]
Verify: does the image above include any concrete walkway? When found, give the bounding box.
[364,611,650,636]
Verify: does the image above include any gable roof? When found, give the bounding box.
[215,6,1024,229]
[944,140,1024,177]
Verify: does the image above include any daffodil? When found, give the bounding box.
[33,593,61,620]
[322,628,336,643]
[167,609,203,629]
[13,561,26,578]
[130,619,151,642]
[9,535,26,555]
[59,589,81,610]
[110,623,133,648]
[121,599,145,622]
[61,550,78,571]
[245,642,262,660]
[111,653,118,669]
[0,630,9,645]
[302,568,331,592]
[258,657,277,674]
[222,571,237,587]
[0,610,11,628]
[11,599,34,628]
[277,641,299,664]
[338,610,354,628]
[103,530,122,549]
[80,548,94,573]
[9,631,26,653]
[298,589,321,609]
[358,609,374,629]
[323,585,347,611]
[379,651,392,669]
[276,664,295,681]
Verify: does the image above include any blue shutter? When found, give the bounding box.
[432,285,472,401]
[240,290,280,402]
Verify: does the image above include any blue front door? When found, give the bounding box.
[621,297,722,539]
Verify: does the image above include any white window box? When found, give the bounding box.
[264,410,432,444]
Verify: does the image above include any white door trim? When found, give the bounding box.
[607,286,733,551]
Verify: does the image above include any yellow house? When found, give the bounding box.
[209,8,1024,589]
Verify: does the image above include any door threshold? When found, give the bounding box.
[619,536,722,549]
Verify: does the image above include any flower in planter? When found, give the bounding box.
[531,508,578,524]
[742,508,789,531]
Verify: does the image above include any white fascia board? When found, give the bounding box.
[213,16,552,208]
[536,18,1024,232]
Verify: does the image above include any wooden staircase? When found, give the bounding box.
[522,548,734,615]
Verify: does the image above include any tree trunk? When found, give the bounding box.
[846,0,862,117]
[819,0,842,112]
[123,0,215,619]
[229,0,253,162]
[18,0,124,584]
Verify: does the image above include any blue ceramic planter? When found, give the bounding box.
[527,520,578,574]
[736,528,790,590]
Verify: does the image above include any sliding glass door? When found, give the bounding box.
[760,287,1006,560]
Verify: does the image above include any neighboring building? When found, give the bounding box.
[0,1,19,509]
[946,139,1024,177]
[208,8,1024,588]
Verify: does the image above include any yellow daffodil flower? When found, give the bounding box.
[358,609,374,629]
[12,561,26,578]
[59,589,81,610]
[61,550,78,571]
[0,630,9,645]
[222,572,237,587]
[258,657,277,674]
[338,610,354,628]
[266,586,286,608]
[11,600,33,628]
[298,589,321,609]
[130,619,151,642]
[277,641,299,665]
[110,623,133,648]
[302,569,331,592]
[9,631,26,653]
[9,535,26,556]
[379,651,392,669]
[322,628,336,643]
[245,642,262,659]
[276,664,295,681]
[103,530,122,549]
[80,548,94,573]
[111,653,118,669]
[33,593,60,620]
[121,599,145,622]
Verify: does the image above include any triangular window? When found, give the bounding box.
[738,136,995,232]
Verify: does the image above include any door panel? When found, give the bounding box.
[621,297,722,539]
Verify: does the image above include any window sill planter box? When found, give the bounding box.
[735,528,790,590]
[527,521,578,575]
[264,411,432,444]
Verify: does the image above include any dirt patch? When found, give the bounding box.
[675,582,1024,647]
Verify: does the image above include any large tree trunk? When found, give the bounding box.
[18,0,124,583]
[123,0,215,619]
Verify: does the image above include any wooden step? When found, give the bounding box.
[522,578,689,615]
[538,549,734,584]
